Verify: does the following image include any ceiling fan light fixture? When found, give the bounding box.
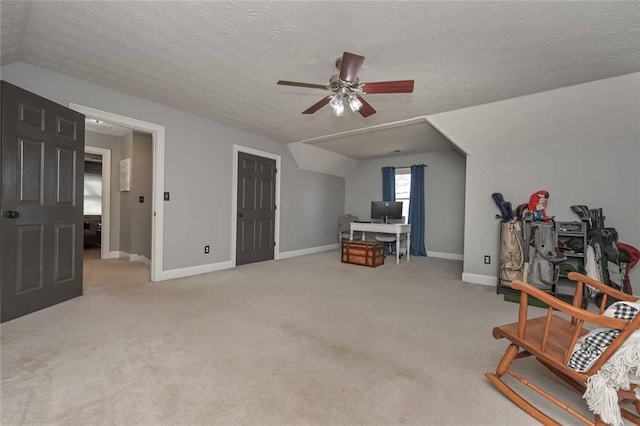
[329,93,344,116]
[332,102,344,116]
[347,95,363,112]
[278,51,414,117]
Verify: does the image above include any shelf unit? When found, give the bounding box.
[555,220,589,301]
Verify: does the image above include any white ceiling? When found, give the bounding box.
[1,1,639,159]
[303,118,460,159]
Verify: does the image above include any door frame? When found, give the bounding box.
[84,145,112,260]
[70,103,165,282]
[231,145,281,267]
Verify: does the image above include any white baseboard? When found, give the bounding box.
[462,272,497,287]
[278,243,339,259]
[107,251,125,259]
[106,251,150,265]
[159,260,234,281]
[428,251,463,261]
[157,244,337,281]
[130,254,150,265]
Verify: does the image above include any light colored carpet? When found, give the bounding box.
[1,249,608,425]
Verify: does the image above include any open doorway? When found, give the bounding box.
[84,123,154,271]
[73,104,165,281]
[83,146,111,261]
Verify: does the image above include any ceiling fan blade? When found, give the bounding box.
[339,52,365,82]
[361,80,414,94]
[356,95,376,117]
[302,96,331,114]
[277,80,328,90]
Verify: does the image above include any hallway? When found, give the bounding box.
[83,247,151,293]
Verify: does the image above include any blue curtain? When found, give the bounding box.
[408,165,427,256]
[381,167,396,201]
[380,166,396,252]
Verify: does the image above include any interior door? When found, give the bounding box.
[236,151,276,266]
[0,81,85,323]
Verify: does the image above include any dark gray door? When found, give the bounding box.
[1,81,85,323]
[236,152,276,266]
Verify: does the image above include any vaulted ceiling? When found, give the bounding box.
[1,1,639,159]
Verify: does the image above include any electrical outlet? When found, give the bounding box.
[204,245,210,254]
[164,192,170,201]
[484,255,491,265]
[139,196,144,203]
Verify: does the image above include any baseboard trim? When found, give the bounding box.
[107,251,125,259]
[278,243,339,259]
[157,244,338,281]
[130,254,150,265]
[462,272,497,287]
[106,251,150,265]
[428,251,463,261]
[159,260,234,281]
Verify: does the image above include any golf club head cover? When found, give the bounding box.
[502,202,514,221]
[491,193,506,221]
[528,190,549,221]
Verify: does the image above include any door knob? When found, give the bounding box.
[238,213,243,218]
[4,210,19,219]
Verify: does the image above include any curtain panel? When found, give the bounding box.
[381,167,396,202]
[409,165,427,256]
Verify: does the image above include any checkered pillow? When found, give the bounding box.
[605,302,639,320]
[568,328,621,371]
[568,302,639,372]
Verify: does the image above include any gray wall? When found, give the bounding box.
[1,62,344,271]
[464,136,640,292]
[281,169,345,249]
[85,131,125,251]
[345,150,466,255]
[130,132,153,259]
[119,132,133,254]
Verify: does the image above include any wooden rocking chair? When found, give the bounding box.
[486,272,640,425]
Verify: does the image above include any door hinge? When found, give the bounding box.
[153,211,156,217]
[275,168,277,174]
[274,241,276,247]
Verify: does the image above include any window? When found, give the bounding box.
[395,168,411,220]
[84,174,102,215]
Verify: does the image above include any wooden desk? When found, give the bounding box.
[350,222,411,265]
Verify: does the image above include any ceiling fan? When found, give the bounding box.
[277,52,414,117]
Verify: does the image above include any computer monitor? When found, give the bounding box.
[370,201,403,223]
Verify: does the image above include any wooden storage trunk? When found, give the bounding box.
[341,240,384,267]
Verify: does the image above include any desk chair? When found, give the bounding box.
[375,217,407,257]
[338,214,362,243]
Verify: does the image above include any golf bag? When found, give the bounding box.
[499,220,524,286]
[586,228,630,308]
[527,221,566,289]
[619,243,639,295]
[587,228,622,290]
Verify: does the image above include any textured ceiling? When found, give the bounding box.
[1,1,639,159]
